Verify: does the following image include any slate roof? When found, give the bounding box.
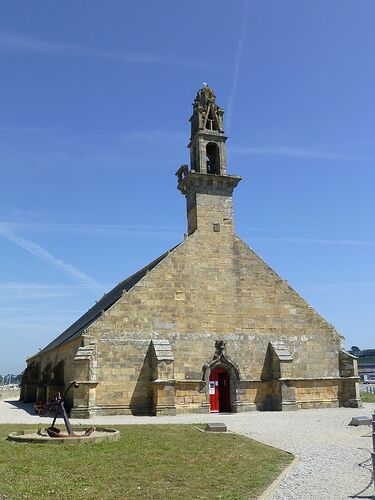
[32,245,179,358]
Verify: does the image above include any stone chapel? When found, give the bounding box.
[20,85,361,416]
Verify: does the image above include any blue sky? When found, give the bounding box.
[1,1,374,374]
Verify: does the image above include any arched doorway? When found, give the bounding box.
[209,367,231,412]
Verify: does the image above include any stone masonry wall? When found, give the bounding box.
[22,201,356,414]
[80,226,346,414]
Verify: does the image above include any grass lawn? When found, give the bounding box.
[361,391,375,403]
[0,424,293,499]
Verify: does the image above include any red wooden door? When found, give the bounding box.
[209,368,230,412]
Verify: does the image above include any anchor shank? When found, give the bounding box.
[61,401,74,436]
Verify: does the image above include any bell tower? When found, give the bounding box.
[189,83,227,175]
[176,85,241,235]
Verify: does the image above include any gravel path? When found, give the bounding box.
[1,399,374,499]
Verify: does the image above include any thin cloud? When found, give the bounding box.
[1,222,183,239]
[0,307,83,317]
[121,129,186,148]
[250,237,375,247]
[4,222,182,231]
[1,318,77,334]
[0,147,179,173]
[0,282,106,299]
[0,125,49,134]
[230,144,373,163]
[226,0,249,133]
[0,224,99,286]
[0,30,216,70]
[4,223,374,247]
[299,283,375,292]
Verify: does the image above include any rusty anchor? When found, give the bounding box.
[43,381,94,438]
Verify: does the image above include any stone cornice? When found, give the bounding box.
[177,171,241,196]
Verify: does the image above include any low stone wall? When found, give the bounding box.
[0,385,20,400]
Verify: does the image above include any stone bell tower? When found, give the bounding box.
[176,85,241,235]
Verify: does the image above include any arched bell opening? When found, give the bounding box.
[206,142,220,175]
